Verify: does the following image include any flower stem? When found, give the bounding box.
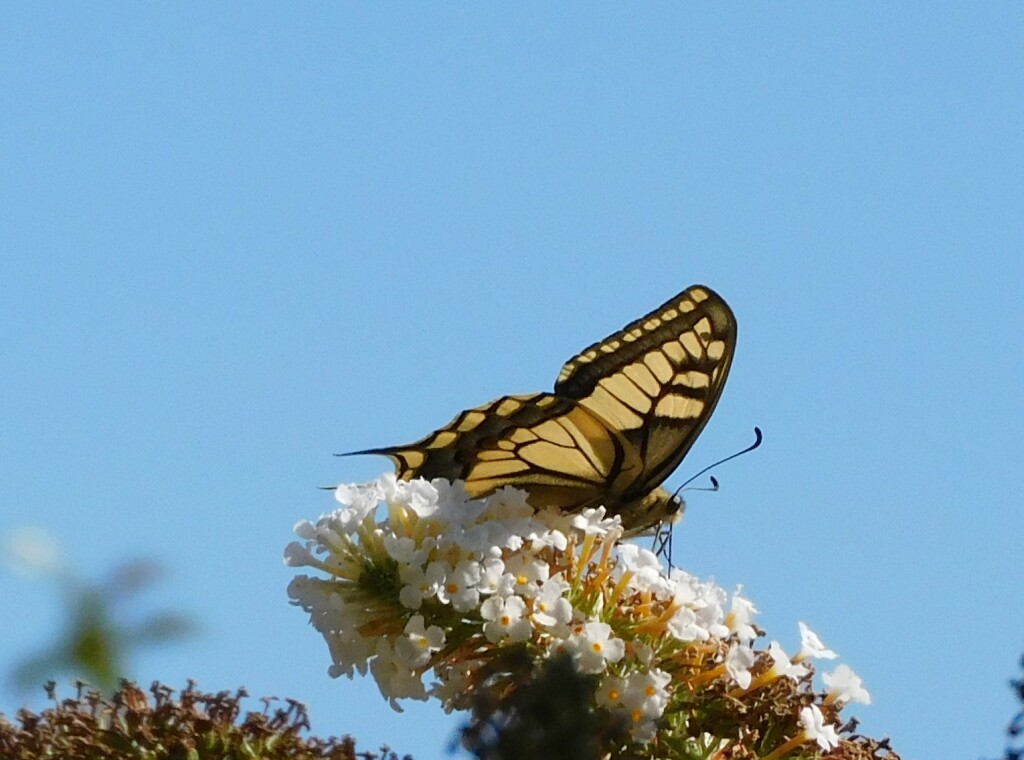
[761,734,805,760]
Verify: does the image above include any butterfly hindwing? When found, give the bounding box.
[360,392,631,509]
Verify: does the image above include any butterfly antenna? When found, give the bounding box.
[684,475,720,493]
[673,426,763,498]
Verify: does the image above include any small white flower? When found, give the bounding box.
[569,506,621,536]
[394,614,446,669]
[477,557,514,596]
[380,474,438,517]
[767,641,809,681]
[504,553,549,597]
[476,500,533,538]
[431,477,472,508]
[453,522,505,555]
[667,567,700,605]
[315,518,355,559]
[727,586,759,644]
[487,485,531,510]
[823,664,872,705]
[598,673,663,742]
[667,605,705,642]
[664,571,722,642]
[283,541,316,568]
[795,621,838,662]
[726,643,755,689]
[692,582,729,639]
[631,641,655,666]
[480,595,532,643]
[615,544,666,594]
[398,562,445,610]
[429,661,475,712]
[530,575,573,627]
[596,675,629,709]
[325,631,375,680]
[333,482,382,530]
[383,534,427,566]
[523,523,568,551]
[370,641,428,709]
[630,719,658,743]
[401,478,441,514]
[799,704,841,751]
[436,559,483,612]
[623,668,671,720]
[571,621,625,674]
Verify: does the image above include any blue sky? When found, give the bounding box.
[2,5,1022,758]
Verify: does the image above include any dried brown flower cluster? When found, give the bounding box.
[0,681,408,760]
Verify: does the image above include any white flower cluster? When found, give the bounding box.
[286,474,870,751]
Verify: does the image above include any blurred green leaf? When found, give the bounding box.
[7,548,195,694]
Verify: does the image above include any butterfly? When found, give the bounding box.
[349,284,736,535]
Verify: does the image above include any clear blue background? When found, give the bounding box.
[2,6,1022,758]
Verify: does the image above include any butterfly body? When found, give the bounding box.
[352,285,736,535]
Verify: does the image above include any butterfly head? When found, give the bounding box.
[617,487,686,537]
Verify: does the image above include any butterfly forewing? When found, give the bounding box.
[351,284,736,533]
[554,286,736,501]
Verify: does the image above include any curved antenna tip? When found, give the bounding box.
[677,426,764,492]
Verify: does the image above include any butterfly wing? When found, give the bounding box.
[352,284,735,528]
[353,391,633,509]
[553,284,736,503]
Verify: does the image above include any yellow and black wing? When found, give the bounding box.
[553,284,736,506]
[361,391,625,510]
[350,284,736,530]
